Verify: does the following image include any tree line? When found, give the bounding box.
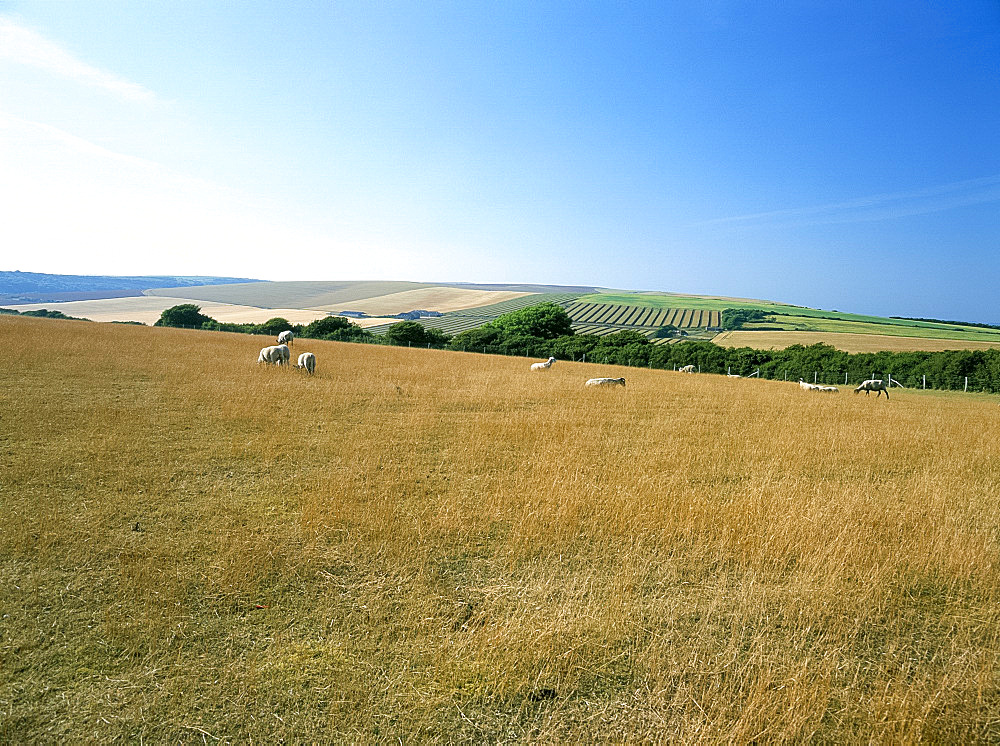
[151,302,1000,393]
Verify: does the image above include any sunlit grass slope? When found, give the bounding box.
[3,315,1000,741]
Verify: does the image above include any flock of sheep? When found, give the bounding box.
[256,331,890,399]
[530,354,890,398]
[798,378,891,398]
[256,330,315,375]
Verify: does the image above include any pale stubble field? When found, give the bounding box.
[2,315,1000,741]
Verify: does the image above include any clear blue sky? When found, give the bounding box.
[1,2,998,320]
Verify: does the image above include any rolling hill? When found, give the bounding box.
[5,275,1000,353]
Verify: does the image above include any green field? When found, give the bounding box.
[575,292,793,311]
[746,315,1000,343]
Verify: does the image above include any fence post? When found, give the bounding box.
[814,372,817,384]
[844,371,848,385]
[965,377,968,392]
[583,353,586,363]
[923,374,926,390]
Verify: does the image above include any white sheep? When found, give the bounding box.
[585,377,626,387]
[817,385,839,393]
[678,364,696,373]
[257,344,291,366]
[277,330,294,346]
[257,345,281,365]
[798,378,818,390]
[727,374,741,378]
[296,352,316,375]
[854,379,889,399]
[530,356,556,371]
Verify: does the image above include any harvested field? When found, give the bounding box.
[5,296,330,325]
[146,280,431,309]
[5,314,1000,741]
[713,330,1000,353]
[310,287,534,315]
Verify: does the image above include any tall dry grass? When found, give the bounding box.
[3,314,1000,741]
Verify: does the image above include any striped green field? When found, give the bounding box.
[562,302,721,332]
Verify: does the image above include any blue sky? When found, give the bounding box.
[1,2,998,320]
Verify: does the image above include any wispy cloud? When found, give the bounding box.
[0,16,158,103]
[0,114,345,278]
[697,175,1000,228]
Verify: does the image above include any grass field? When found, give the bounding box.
[4,315,1000,740]
[743,315,1000,343]
[575,292,791,311]
[714,330,1000,353]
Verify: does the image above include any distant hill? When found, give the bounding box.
[0,271,262,303]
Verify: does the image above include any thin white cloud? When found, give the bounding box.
[697,174,1000,228]
[0,16,157,103]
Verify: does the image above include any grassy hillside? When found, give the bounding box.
[714,331,1000,353]
[739,314,1000,343]
[10,277,1000,351]
[4,315,1000,740]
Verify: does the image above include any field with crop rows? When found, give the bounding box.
[563,302,721,330]
[5,315,1000,741]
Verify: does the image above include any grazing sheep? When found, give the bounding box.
[297,352,316,375]
[585,377,626,387]
[530,356,556,371]
[727,374,741,378]
[854,379,889,399]
[257,344,291,366]
[257,345,281,365]
[799,378,837,392]
[277,330,294,346]
[678,364,696,373]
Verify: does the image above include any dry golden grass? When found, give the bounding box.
[714,330,1000,353]
[6,296,329,325]
[4,315,1000,741]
